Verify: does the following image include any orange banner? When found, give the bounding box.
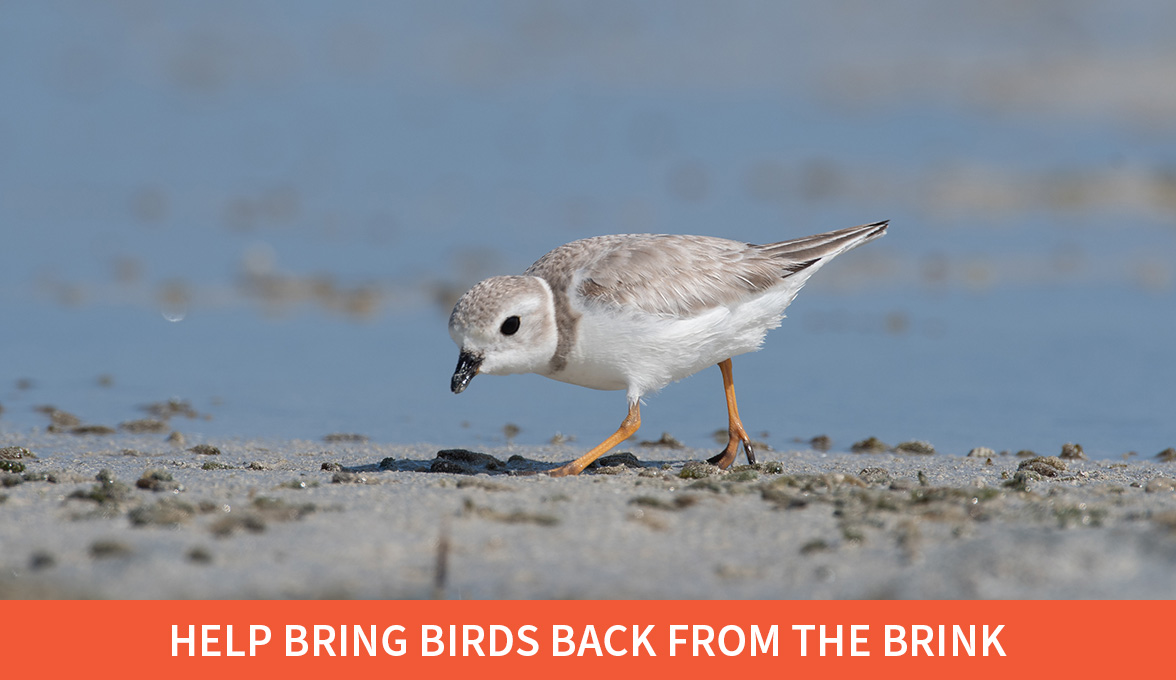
[4,600,1167,679]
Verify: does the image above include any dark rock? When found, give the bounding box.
[430,449,506,474]
[589,452,642,469]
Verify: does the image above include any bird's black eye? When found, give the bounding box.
[500,315,521,336]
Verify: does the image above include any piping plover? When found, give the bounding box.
[449,220,887,476]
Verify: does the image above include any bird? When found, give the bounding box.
[448,220,888,476]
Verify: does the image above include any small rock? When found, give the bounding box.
[859,467,891,485]
[89,540,132,559]
[1060,442,1087,460]
[320,462,344,472]
[189,444,221,456]
[851,436,890,454]
[679,461,721,479]
[29,551,55,570]
[968,447,996,458]
[166,431,186,447]
[136,469,182,492]
[1145,477,1176,493]
[639,433,684,449]
[1017,456,1066,478]
[1003,470,1041,491]
[895,440,936,455]
[1156,448,1176,462]
[809,435,832,452]
[1015,449,1037,458]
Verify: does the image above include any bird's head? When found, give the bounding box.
[447,275,558,393]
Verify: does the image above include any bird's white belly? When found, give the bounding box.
[546,290,792,396]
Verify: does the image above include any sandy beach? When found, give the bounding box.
[3,430,1175,600]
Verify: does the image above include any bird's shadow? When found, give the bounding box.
[342,448,682,476]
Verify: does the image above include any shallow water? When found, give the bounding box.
[2,2,1174,459]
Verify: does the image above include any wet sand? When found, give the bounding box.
[2,431,1176,599]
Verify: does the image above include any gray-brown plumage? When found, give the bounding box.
[526,221,888,317]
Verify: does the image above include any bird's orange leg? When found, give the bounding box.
[548,400,641,477]
[707,358,755,468]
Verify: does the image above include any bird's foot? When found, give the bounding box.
[707,433,755,469]
[546,462,582,477]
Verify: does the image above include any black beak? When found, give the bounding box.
[450,350,483,394]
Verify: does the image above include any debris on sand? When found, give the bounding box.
[120,419,169,434]
[809,435,832,452]
[429,449,506,474]
[0,447,34,460]
[1017,456,1067,478]
[851,437,890,454]
[136,469,182,492]
[128,498,197,527]
[323,433,369,443]
[639,433,684,449]
[1145,477,1176,493]
[142,399,202,420]
[894,440,936,455]
[588,452,642,470]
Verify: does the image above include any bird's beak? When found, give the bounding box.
[450,350,483,394]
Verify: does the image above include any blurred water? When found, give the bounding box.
[2,2,1174,458]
